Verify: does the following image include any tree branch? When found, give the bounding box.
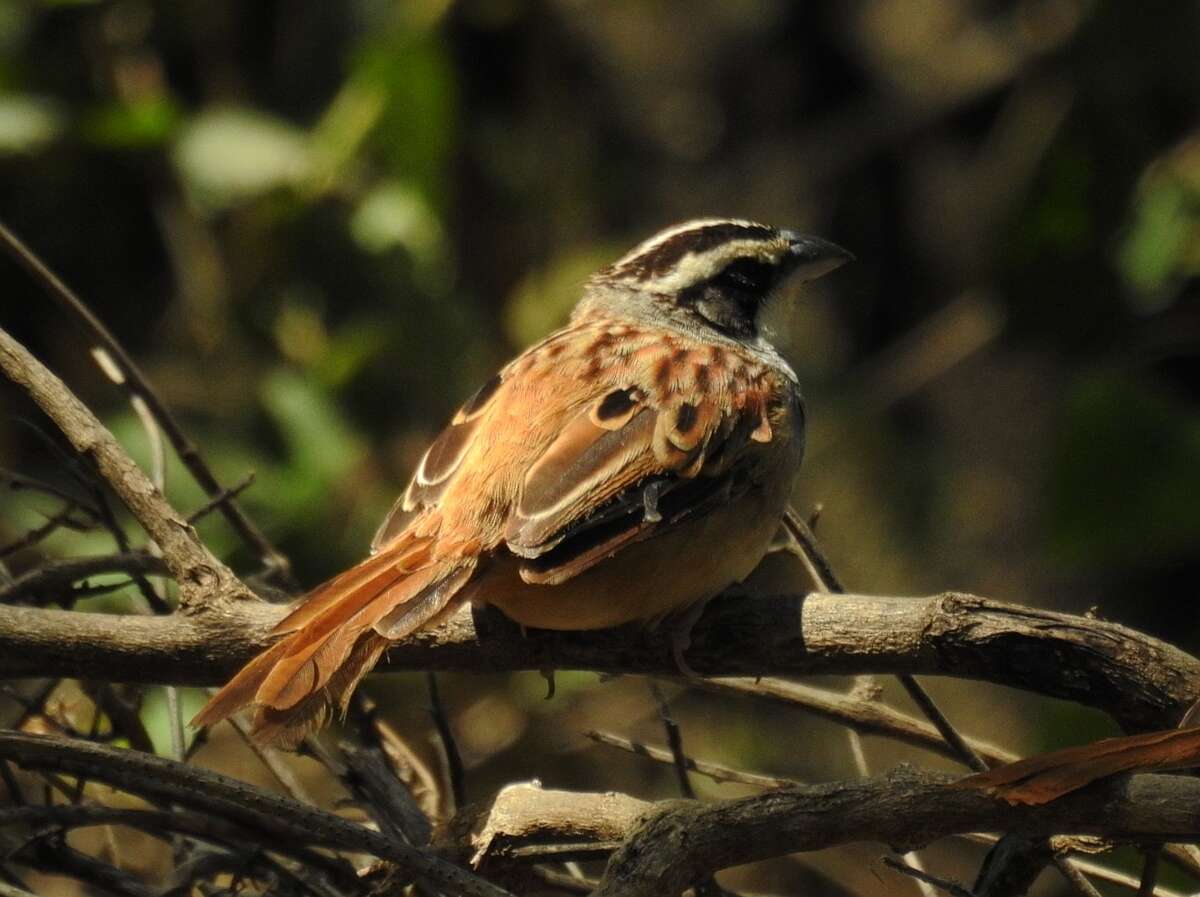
[590,768,1200,897]
[0,325,254,612]
[0,591,1195,732]
[687,677,1019,766]
[0,221,292,585]
[0,731,514,897]
[0,552,169,604]
[435,771,1200,897]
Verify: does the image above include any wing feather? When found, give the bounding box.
[372,373,505,553]
[504,381,771,584]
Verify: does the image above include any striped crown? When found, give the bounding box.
[595,218,851,297]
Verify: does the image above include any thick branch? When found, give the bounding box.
[0,325,252,611]
[592,767,1200,897]
[0,591,1195,732]
[437,771,1200,897]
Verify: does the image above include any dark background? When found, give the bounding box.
[1,1,1198,893]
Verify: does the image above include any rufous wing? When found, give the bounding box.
[503,383,773,585]
[192,336,787,745]
[371,373,503,553]
[192,369,514,745]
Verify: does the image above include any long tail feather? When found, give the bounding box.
[191,538,474,744]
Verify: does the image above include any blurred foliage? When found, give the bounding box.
[1,1,1198,893]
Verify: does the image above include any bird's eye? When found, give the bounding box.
[712,258,775,293]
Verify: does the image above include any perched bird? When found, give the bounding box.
[193,218,852,745]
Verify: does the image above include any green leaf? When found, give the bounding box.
[0,94,63,154]
[352,29,456,200]
[84,96,181,149]
[1118,139,1200,313]
[1048,371,1200,569]
[258,368,365,497]
[350,180,443,258]
[173,106,311,210]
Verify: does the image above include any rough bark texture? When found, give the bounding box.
[0,326,253,611]
[0,591,1194,733]
[588,767,1200,897]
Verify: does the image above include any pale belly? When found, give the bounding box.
[463,476,792,630]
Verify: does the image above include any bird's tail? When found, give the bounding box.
[191,537,473,747]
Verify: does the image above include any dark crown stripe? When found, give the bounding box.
[614,222,774,280]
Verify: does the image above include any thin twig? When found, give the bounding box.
[783,509,987,773]
[0,880,38,897]
[1138,848,1161,897]
[585,729,797,789]
[955,832,1187,897]
[186,473,256,524]
[508,841,624,861]
[76,452,170,615]
[0,552,169,604]
[884,856,978,897]
[1053,855,1105,897]
[98,343,187,759]
[1,803,354,886]
[0,505,95,559]
[647,683,739,897]
[426,671,465,812]
[0,219,294,588]
[689,677,1018,766]
[0,467,101,517]
[336,740,434,845]
[15,837,155,897]
[897,676,987,774]
[0,324,252,610]
[649,681,695,800]
[228,714,318,806]
[0,731,515,897]
[89,683,155,755]
[530,865,596,893]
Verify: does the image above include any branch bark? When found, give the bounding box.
[593,768,1200,897]
[0,591,1195,732]
[0,731,514,897]
[436,770,1200,897]
[0,325,253,612]
[0,221,293,584]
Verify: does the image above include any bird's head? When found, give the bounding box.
[584,218,853,341]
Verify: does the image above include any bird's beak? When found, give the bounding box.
[780,232,855,283]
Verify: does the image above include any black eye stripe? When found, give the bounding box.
[713,258,775,292]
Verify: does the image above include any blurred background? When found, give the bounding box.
[1,1,1198,894]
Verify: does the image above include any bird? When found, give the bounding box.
[192,218,853,746]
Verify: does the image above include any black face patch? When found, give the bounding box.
[711,258,777,293]
[676,254,781,340]
[615,223,775,280]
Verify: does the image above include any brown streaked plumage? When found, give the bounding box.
[192,218,852,746]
